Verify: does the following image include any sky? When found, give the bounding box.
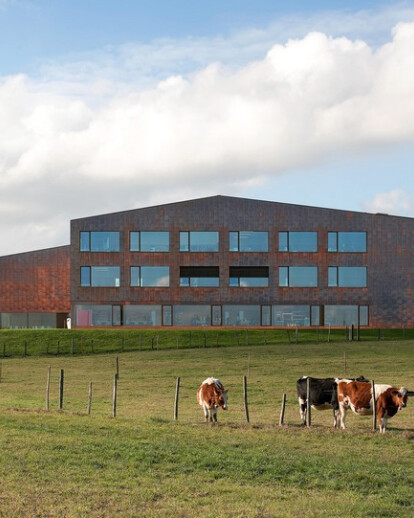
[0,0,414,256]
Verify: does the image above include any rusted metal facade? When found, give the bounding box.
[69,196,414,328]
[0,246,71,328]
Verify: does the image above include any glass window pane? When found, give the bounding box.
[140,232,170,252]
[141,266,170,287]
[288,232,317,252]
[124,305,161,326]
[91,266,120,287]
[189,277,219,287]
[229,232,239,251]
[272,305,310,326]
[359,306,369,326]
[261,306,271,326]
[112,306,121,326]
[222,305,261,326]
[180,232,189,251]
[130,232,140,252]
[81,266,91,286]
[311,306,320,326]
[130,266,140,287]
[80,232,89,251]
[325,305,358,326]
[239,231,268,252]
[338,267,366,287]
[90,232,120,252]
[189,231,219,252]
[338,232,366,252]
[328,267,338,287]
[239,277,268,287]
[173,305,211,326]
[328,232,337,252]
[229,277,239,287]
[212,305,222,326]
[279,267,288,287]
[75,305,113,326]
[163,306,172,326]
[278,232,288,252]
[289,267,318,287]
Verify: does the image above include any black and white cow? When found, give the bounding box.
[296,376,368,427]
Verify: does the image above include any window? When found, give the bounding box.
[81,266,120,287]
[124,305,162,326]
[272,305,311,326]
[278,232,317,252]
[75,305,119,326]
[328,267,367,287]
[180,266,219,287]
[130,266,170,287]
[229,266,269,287]
[173,305,211,326]
[180,231,219,252]
[279,267,318,287]
[324,305,360,326]
[328,232,366,252]
[229,231,268,252]
[129,231,169,252]
[223,305,261,326]
[80,232,120,252]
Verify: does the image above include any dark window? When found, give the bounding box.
[180,266,219,287]
[179,231,219,252]
[80,231,120,252]
[328,232,367,252]
[229,231,268,252]
[278,232,317,252]
[279,266,318,287]
[229,266,269,287]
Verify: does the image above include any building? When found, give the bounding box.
[1,195,414,328]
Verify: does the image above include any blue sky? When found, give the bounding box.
[0,0,414,255]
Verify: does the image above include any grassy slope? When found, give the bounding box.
[0,341,413,517]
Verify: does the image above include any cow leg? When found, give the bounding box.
[298,397,307,426]
[333,408,339,428]
[202,404,209,422]
[213,408,218,423]
[378,409,388,433]
[338,404,347,429]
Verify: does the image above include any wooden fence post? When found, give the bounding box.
[306,377,312,427]
[112,373,118,417]
[243,375,250,423]
[174,377,180,421]
[46,366,51,411]
[371,380,377,431]
[59,369,64,410]
[87,382,92,415]
[116,355,119,379]
[279,393,287,426]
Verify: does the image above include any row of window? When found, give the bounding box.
[74,304,369,327]
[80,231,367,253]
[80,266,368,288]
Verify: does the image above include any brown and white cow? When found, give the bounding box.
[337,380,414,432]
[197,377,228,423]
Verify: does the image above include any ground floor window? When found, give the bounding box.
[72,304,369,327]
[0,313,65,329]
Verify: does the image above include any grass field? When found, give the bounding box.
[0,340,413,517]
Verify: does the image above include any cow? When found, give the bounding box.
[337,380,414,432]
[197,377,228,423]
[297,376,368,427]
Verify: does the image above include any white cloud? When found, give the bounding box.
[1,19,414,255]
[362,189,414,215]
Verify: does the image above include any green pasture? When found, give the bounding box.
[0,340,413,517]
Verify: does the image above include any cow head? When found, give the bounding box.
[391,387,409,410]
[216,389,229,410]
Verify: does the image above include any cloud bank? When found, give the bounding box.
[1,21,414,254]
